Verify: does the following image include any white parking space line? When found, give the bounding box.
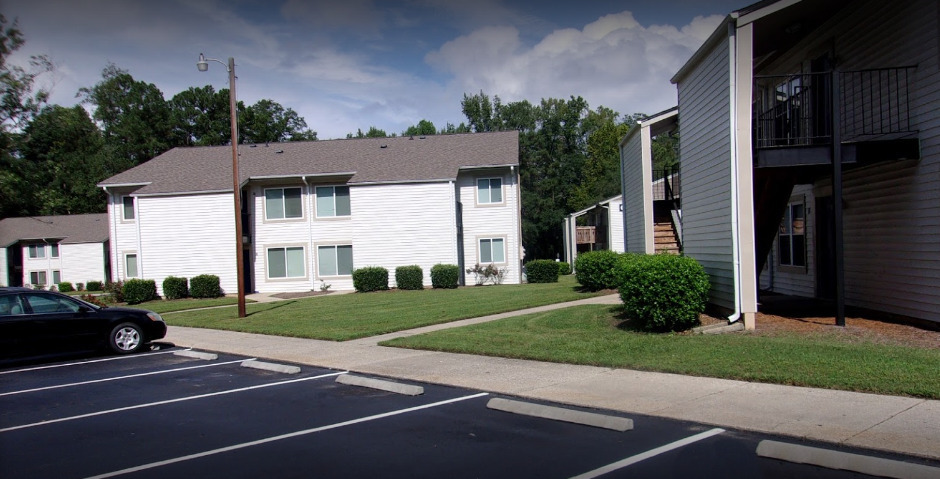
[0,359,253,397]
[1,371,349,433]
[569,428,726,479]
[84,392,489,479]
[0,349,192,375]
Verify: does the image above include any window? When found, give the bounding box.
[122,196,135,221]
[315,186,351,217]
[479,238,505,264]
[779,200,806,268]
[53,270,61,284]
[267,247,306,279]
[28,245,45,259]
[24,292,82,313]
[50,244,59,258]
[317,245,353,276]
[265,187,303,220]
[30,271,47,285]
[125,254,139,278]
[477,178,503,204]
[0,295,25,316]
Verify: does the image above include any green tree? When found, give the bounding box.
[569,109,631,211]
[0,15,53,219]
[79,64,172,166]
[168,85,235,147]
[347,126,390,138]
[403,119,436,136]
[241,98,316,143]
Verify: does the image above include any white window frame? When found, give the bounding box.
[27,245,45,259]
[316,244,354,277]
[122,196,136,222]
[476,177,504,206]
[778,196,807,272]
[265,245,308,280]
[264,187,305,221]
[477,236,507,265]
[315,185,351,219]
[30,271,47,286]
[124,253,139,279]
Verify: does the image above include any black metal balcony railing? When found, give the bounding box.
[652,168,679,202]
[753,67,916,149]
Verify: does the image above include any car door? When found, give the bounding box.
[0,293,32,356]
[21,292,100,352]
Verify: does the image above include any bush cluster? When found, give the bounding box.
[123,279,157,305]
[575,250,633,291]
[524,259,559,283]
[58,281,75,293]
[619,254,710,332]
[190,274,222,298]
[163,276,189,300]
[104,281,124,302]
[353,267,389,292]
[431,264,460,289]
[557,261,572,276]
[86,281,103,292]
[395,265,424,290]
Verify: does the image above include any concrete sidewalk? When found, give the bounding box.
[163,295,940,461]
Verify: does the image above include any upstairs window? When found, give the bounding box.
[779,200,806,268]
[477,178,503,204]
[265,187,303,220]
[122,196,136,221]
[316,186,351,217]
[28,245,45,259]
[50,244,59,258]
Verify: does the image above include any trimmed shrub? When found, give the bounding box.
[190,274,222,298]
[353,266,389,292]
[163,276,189,300]
[58,281,75,293]
[104,281,124,302]
[525,259,559,283]
[557,261,572,276]
[575,250,626,291]
[123,279,157,305]
[431,263,459,289]
[619,254,711,332]
[86,280,103,292]
[395,265,424,290]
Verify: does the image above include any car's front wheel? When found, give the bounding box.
[109,322,144,354]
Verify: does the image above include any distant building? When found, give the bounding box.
[0,214,110,288]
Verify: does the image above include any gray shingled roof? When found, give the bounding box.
[0,214,109,248]
[99,131,519,196]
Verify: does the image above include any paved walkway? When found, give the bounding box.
[164,294,940,461]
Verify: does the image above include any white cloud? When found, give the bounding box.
[425,10,724,117]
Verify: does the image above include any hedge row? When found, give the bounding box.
[97,275,223,304]
[351,264,464,292]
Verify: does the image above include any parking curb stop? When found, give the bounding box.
[240,360,301,374]
[756,440,940,479]
[335,374,424,396]
[173,350,218,361]
[487,397,634,432]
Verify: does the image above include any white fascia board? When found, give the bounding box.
[737,0,802,26]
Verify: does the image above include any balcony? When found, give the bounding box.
[753,67,919,168]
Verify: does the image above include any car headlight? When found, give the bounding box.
[147,312,164,322]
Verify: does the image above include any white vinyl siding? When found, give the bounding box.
[608,197,625,253]
[476,178,503,205]
[265,187,303,220]
[315,186,351,218]
[267,246,306,279]
[317,245,353,276]
[59,242,108,285]
[458,171,520,285]
[0,250,7,286]
[676,35,736,310]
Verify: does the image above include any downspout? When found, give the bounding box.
[727,19,742,324]
[303,176,315,292]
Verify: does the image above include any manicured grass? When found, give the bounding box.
[135,297,249,314]
[382,304,940,399]
[164,276,602,341]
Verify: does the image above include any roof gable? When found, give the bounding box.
[0,214,109,248]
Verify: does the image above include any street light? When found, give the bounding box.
[197,53,246,318]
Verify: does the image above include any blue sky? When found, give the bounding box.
[5,0,745,139]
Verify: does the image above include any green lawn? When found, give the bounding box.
[382,304,940,399]
[134,297,248,314]
[164,276,603,341]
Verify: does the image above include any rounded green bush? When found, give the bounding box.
[618,254,711,332]
[575,250,626,291]
[58,281,75,293]
[525,259,559,283]
[86,281,103,292]
[162,276,189,300]
[431,263,459,289]
[190,274,222,298]
[123,279,157,305]
[557,261,572,276]
[395,265,424,290]
[353,266,389,292]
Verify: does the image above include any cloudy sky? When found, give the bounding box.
[5,0,744,139]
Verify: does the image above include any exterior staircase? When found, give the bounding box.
[653,202,681,254]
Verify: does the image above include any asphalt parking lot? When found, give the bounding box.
[1,347,935,479]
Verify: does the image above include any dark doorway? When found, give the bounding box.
[815,196,835,299]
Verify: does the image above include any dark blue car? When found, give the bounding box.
[0,287,166,356]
